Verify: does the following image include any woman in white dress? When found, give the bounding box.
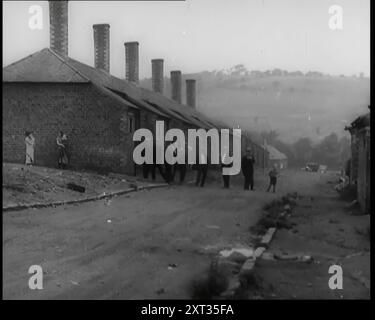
[25,131,35,166]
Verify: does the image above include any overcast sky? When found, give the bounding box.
[3,0,370,79]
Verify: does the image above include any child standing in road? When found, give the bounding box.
[267,164,279,193]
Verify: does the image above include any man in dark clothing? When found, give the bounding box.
[165,163,173,183]
[241,148,256,190]
[142,142,168,183]
[195,151,208,187]
[173,144,187,184]
[221,152,232,189]
[174,163,187,183]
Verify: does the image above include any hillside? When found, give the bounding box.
[140,68,370,144]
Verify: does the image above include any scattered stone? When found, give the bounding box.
[329,219,339,224]
[226,251,249,264]
[220,277,241,299]
[259,228,276,248]
[219,248,254,259]
[205,225,220,230]
[66,183,86,193]
[156,288,165,295]
[346,199,358,209]
[239,257,256,280]
[253,247,266,258]
[261,252,275,261]
[274,253,299,261]
[217,258,241,276]
[279,211,287,218]
[301,255,313,263]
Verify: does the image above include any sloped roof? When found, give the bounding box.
[264,144,287,160]
[3,48,222,129]
[3,49,89,83]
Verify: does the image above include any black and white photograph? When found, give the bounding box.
[2,0,371,304]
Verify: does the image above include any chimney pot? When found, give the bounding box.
[93,24,110,73]
[170,71,182,104]
[49,0,69,57]
[125,42,139,83]
[152,59,164,94]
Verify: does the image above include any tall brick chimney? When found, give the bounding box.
[186,79,197,108]
[125,42,139,83]
[152,59,164,94]
[170,71,182,104]
[93,24,110,73]
[49,0,69,57]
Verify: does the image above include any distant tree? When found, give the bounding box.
[306,71,323,77]
[250,70,259,76]
[289,71,304,76]
[264,70,272,76]
[274,140,296,166]
[338,135,351,166]
[292,137,313,166]
[271,68,283,76]
[312,132,342,169]
[231,64,248,76]
[261,130,279,146]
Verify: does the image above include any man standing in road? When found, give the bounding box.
[195,150,208,187]
[241,147,256,190]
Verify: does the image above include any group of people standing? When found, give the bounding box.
[24,131,69,169]
[141,145,280,192]
[142,142,188,184]
[24,132,279,192]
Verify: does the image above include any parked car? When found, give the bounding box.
[305,162,319,172]
[319,165,327,173]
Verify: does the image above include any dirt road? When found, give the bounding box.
[246,172,370,299]
[3,169,358,300]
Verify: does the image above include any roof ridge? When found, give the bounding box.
[47,49,91,82]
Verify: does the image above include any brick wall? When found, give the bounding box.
[3,83,137,174]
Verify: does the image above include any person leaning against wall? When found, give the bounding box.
[56,131,69,169]
[24,131,35,166]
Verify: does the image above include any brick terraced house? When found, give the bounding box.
[346,110,370,214]
[3,1,265,175]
